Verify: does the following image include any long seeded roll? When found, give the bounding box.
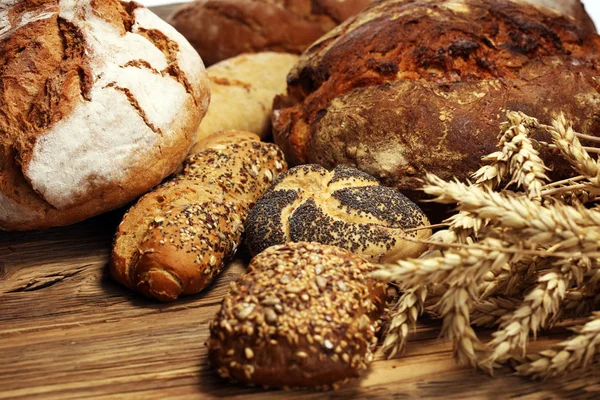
[245,164,431,262]
[208,242,387,389]
[110,131,287,302]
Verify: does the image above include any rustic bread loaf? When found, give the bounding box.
[0,0,210,231]
[208,241,386,389]
[192,52,299,149]
[110,131,287,302]
[272,0,600,206]
[246,164,431,262]
[168,0,372,66]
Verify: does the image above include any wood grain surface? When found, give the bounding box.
[1,3,600,400]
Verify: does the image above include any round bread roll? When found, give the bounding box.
[192,52,299,150]
[168,0,372,66]
[272,0,600,207]
[245,164,431,262]
[208,241,386,389]
[0,0,210,231]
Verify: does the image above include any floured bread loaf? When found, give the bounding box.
[168,0,372,66]
[0,0,210,231]
[245,164,431,262]
[208,242,386,389]
[272,0,600,206]
[192,52,298,149]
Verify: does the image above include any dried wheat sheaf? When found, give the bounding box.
[375,111,600,378]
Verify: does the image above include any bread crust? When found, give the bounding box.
[168,0,372,66]
[208,242,386,389]
[0,0,210,231]
[110,131,287,302]
[272,0,600,199]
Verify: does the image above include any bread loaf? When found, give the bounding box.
[110,131,287,302]
[192,52,299,149]
[208,242,386,389]
[168,0,372,66]
[0,0,210,231]
[246,164,430,261]
[272,0,600,206]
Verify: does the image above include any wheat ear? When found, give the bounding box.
[516,312,600,379]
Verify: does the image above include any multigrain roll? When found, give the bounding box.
[110,131,286,302]
[168,0,372,66]
[272,0,600,206]
[208,242,386,389]
[0,0,210,231]
[245,165,431,262]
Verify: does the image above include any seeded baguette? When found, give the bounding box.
[110,131,287,302]
[208,242,386,389]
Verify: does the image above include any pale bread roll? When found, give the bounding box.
[191,52,298,152]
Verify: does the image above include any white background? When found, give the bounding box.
[139,0,600,26]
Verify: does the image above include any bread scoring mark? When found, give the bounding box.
[105,82,162,135]
[245,189,300,255]
[0,2,57,41]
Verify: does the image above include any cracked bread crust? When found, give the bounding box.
[0,0,210,231]
[168,0,372,66]
[208,242,387,389]
[245,164,431,262]
[272,0,600,202]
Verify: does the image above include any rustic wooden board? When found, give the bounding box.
[1,3,600,399]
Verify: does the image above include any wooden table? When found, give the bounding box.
[2,3,600,399]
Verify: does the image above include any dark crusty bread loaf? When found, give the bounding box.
[0,0,210,231]
[110,131,287,302]
[246,164,431,262]
[208,242,386,389]
[168,0,372,66]
[272,0,600,206]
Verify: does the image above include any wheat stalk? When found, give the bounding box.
[381,287,427,358]
[483,269,570,368]
[516,312,600,379]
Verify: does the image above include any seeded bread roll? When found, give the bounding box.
[208,242,386,389]
[245,164,431,262]
[0,0,210,231]
[168,0,372,66]
[110,131,287,302]
[192,52,299,148]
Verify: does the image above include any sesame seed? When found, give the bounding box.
[245,347,254,359]
[296,351,308,358]
[324,339,334,350]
